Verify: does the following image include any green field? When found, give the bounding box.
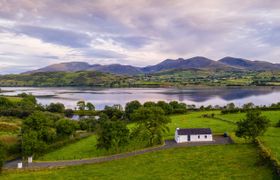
[261,127,280,160]
[1,144,275,180]
[38,111,235,161]
[216,111,280,126]
[3,96,22,103]
[2,110,280,179]
[29,110,280,163]
[166,111,235,139]
[38,134,147,161]
[218,111,280,162]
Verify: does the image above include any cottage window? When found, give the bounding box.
[198,135,200,139]
[205,135,207,139]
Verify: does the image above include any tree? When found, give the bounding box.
[0,142,5,173]
[77,101,86,111]
[169,101,187,114]
[22,111,63,144]
[86,102,95,111]
[96,114,129,151]
[103,105,124,120]
[55,119,77,137]
[226,103,235,110]
[242,102,254,110]
[143,101,156,107]
[22,130,47,157]
[125,100,142,120]
[79,117,97,132]
[46,103,65,113]
[276,120,280,127]
[131,107,171,145]
[0,97,13,108]
[236,110,270,141]
[64,109,74,118]
[157,101,173,115]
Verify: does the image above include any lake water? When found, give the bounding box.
[0,87,280,110]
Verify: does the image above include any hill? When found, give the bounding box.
[142,56,235,73]
[22,56,280,75]
[24,62,142,75]
[219,57,280,71]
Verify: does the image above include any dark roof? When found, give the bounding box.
[177,128,212,135]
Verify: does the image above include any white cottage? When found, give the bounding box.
[175,128,213,143]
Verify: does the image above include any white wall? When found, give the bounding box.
[175,131,213,143]
[190,134,212,142]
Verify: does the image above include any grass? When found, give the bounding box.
[38,135,103,161]
[218,110,280,162]
[38,134,148,161]
[5,96,22,103]
[38,111,236,161]
[0,116,22,126]
[261,127,280,160]
[166,111,235,139]
[1,144,275,180]
[216,111,280,126]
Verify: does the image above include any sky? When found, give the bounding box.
[0,0,280,74]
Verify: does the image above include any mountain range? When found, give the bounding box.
[23,56,280,75]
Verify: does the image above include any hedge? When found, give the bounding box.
[255,138,280,176]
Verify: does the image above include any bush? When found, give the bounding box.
[65,109,74,118]
[46,103,65,113]
[255,139,280,176]
[0,142,5,173]
[0,122,19,133]
[276,120,280,128]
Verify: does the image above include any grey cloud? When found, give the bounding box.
[0,0,280,70]
[84,49,127,59]
[111,36,152,49]
[15,25,91,48]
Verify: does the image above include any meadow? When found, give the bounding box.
[1,109,279,179]
[38,111,236,161]
[37,110,280,163]
[1,144,275,180]
[216,111,280,126]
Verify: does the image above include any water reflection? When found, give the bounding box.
[0,87,279,110]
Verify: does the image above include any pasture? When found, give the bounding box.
[1,144,275,179]
[38,111,236,161]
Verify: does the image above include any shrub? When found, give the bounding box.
[0,142,5,173]
[255,139,280,176]
[276,120,280,128]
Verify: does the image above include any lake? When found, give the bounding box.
[0,87,280,110]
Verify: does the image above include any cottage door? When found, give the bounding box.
[187,135,190,141]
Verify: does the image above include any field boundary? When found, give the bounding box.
[255,138,280,176]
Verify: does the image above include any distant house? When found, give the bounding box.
[175,128,213,143]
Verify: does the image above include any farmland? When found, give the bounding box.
[0,95,279,179]
[217,111,280,163]
[38,111,235,161]
[1,144,275,180]
[33,110,280,164]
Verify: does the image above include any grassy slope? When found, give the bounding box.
[1,144,275,180]
[0,116,21,146]
[5,96,22,103]
[38,134,147,161]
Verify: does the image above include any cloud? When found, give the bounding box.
[15,25,91,48]
[0,0,280,73]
